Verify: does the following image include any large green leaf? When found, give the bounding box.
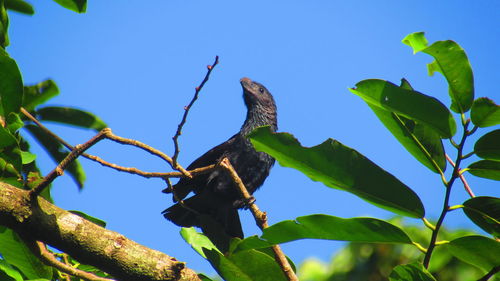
[445,235,500,272]
[5,0,34,15]
[474,129,500,160]
[22,80,59,111]
[364,79,445,173]
[249,127,425,218]
[467,160,500,181]
[52,0,87,13]
[36,106,107,131]
[463,197,500,238]
[403,32,474,113]
[180,227,220,259]
[471,98,500,128]
[389,262,437,281]
[24,124,86,189]
[234,215,413,253]
[0,49,23,116]
[0,227,52,279]
[350,79,456,138]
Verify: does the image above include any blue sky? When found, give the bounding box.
[9,0,500,275]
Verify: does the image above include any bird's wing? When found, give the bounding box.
[168,134,239,200]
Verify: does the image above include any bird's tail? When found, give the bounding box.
[162,193,243,251]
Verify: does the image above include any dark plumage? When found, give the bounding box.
[162,77,277,250]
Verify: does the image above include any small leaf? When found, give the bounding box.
[0,49,23,116]
[22,80,59,111]
[403,32,474,113]
[446,235,500,272]
[0,227,53,279]
[389,262,437,281]
[52,0,87,13]
[467,160,500,181]
[249,127,425,218]
[474,129,500,160]
[350,79,456,138]
[5,0,35,15]
[0,126,17,149]
[463,197,500,238]
[180,227,220,259]
[20,151,36,164]
[69,210,106,228]
[36,106,107,131]
[471,98,500,128]
[6,113,23,133]
[0,258,23,281]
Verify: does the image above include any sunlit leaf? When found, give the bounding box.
[180,227,220,259]
[445,235,500,272]
[350,79,456,138]
[22,80,59,111]
[463,197,500,238]
[0,49,23,116]
[474,129,500,160]
[471,98,500,128]
[249,127,425,218]
[36,106,107,131]
[52,0,87,13]
[403,32,474,113]
[389,262,437,281]
[467,160,500,181]
[0,258,23,281]
[20,151,36,164]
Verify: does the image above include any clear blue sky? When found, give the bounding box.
[9,0,500,275]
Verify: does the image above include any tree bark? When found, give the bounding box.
[0,182,202,281]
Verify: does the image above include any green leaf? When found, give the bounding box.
[363,79,446,173]
[403,32,474,113]
[463,197,500,238]
[0,145,22,177]
[350,79,456,138]
[389,262,437,281]
[467,160,500,181]
[69,210,107,228]
[445,235,500,272]
[0,227,52,279]
[25,124,86,189]
[249,127,425,218]
[0,49,23,116]
[20,150,36,164]
[6,112,23,133]
[0,258,23,281]
[36,106,107,131]
[52,0,87,13]
[22,80,59,111]
[180,227,220,259]
[4,0,34,15]
[0,126,17,148]
[471,98,500,128]
[474,129,500,160]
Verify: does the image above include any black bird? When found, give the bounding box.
[162,77,277,250]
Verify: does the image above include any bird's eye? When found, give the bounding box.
[259,87,264,94]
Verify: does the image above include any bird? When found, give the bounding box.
[162,77,278,250]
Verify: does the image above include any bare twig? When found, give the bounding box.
[29,129,109,197]
[172,56,219,168]
[219,158,299,281]
[445,153,475,197]
[34,241,114,281]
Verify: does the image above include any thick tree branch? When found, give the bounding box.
[0,182,202,281]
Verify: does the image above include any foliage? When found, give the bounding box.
[0,1,498,281]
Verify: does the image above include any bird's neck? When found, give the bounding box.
[240,106,277,136]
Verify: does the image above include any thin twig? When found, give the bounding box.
[172,56,219,168]
[35,241,115,281]
[219,158,298,281]
[445,153,475,197]
[29,129,109,197]
[477,266,500,281]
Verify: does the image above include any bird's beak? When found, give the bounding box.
[240,77,252,89]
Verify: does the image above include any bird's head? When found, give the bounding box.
[240,77,276,110]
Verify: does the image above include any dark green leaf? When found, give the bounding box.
[0,227,52,279]
[5,112,23,133]
[22,80,59,111]
[0,145,22,177]
[471,98,500,128]
[463,197,500,238]
[0,126,17,148]
[5,0,34,15]
[249,127,425,218]
[52,0,87,13]
[350,79,456,138]
[403,32,474,113]
[445,235,500,272]
[389,262,437,281]
[0,258,23,281]
[467,160,500,181]
[474,129,500,160]
[36,106,107,131]
[69,210,106,228]
[180,227,220,259]
[0,49,23,116]
[25,125,86,189]
[203,249,253,281]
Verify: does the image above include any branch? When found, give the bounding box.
[172,56,219,168]
[445,153,475,197]
[0,182,202,281]
[219,158,299,281]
